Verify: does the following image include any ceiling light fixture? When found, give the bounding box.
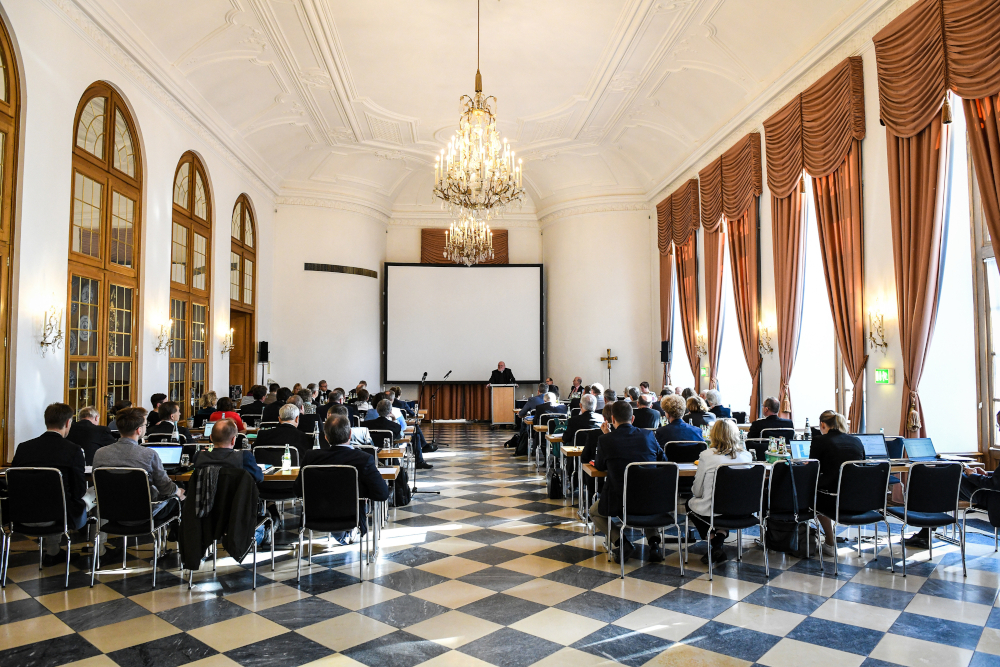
[434,0,524,266]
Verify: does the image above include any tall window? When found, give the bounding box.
[669,275,696,392]
[170,152,211,418]
[230,195,255,308]
[67,83,141,420]
[0,19,18,458]
[716,235,753,415]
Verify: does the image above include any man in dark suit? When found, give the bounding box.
[254,403,313,459]
[295,414,390,537]
[747,396,794,439]
[12,403,95,565]
[632,393,661,429]
[147,393,166,428]
[262,387,293,424]
[655,394,705,448]
[488,361,516,385]
[592,400,666,563]
[367,399,436,468]
[146,401,195,444]
[68,406,116,465]
[532,392,568,424]
[705,390,732,419]
[239,385,267,420]
[318,389,356,423]
[563,394,604,448]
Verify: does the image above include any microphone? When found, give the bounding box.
[443,370,452,379]
[422,372,428,380]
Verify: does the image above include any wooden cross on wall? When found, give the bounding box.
[601,348,618,390]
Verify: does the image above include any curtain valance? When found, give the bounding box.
[699,133,762,229]
[657,178,700,252]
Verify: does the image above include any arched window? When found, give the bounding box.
[0,17,19,457]
[67,83,142,420]
[229,195,256,392]
[170,152,212,418]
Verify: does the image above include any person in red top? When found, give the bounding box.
[209,396,246,432]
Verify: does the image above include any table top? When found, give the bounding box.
[546,434,563,443]
[580,461,913,479]
[378,448,405,459]
[168,466,400,482]
[562,445,582,457]
[533,425,547,432]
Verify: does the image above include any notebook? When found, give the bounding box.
[790,440,810,460]
[203,422,215,438]
[857,433,888,459]
[903,437,937,461]
[148,445,184,469]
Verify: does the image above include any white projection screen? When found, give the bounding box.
[384,264,543,384]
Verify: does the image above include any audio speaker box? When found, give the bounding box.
[258,341,269,363]
[660,339,672,364]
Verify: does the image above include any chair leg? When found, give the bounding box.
[64,534,72,589]
[296,529,304,583]
[873,523,878,564]
[928,530,933,560]
[833,522,839,576]
[212,540,217,571]
[737,529,743,562]
[123,537,128,570]
[900,522,907,577]
[619,525,625,580]
[761,521,768,578]
[674,524,684,577]
[38,536,43,570]
[152,532,158,589]
[994,527,997,552]
[252,533,257,590]
[684,515,690,564]
[884,521,894,573]
[270,520,275,572]
[0,532,7,588]
[708,527,714,582]
[309,530,314,566]
[89,531,99,588]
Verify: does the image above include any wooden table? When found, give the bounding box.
[168,466,400,482]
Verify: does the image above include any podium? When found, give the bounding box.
[490,385,516,426]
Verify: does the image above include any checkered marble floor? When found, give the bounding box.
[3,424,1000,667]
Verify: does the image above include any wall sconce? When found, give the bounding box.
[221,328,236,356]
[40,303,64,357]
[695,329,708,358]
[869,301,888,354]
[155,320,172,355]
[757,321,774,357]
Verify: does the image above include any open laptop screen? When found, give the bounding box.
[856,434,888,459]
[903,438,936,460]
[790,441,810,460]
[148,445,183,465]
[203,422,214,438]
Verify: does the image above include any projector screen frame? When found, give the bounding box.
[382,262,545,385]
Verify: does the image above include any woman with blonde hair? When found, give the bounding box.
[683,396,717,428]
[687,419,752,564]
[810,410,863,556]
[193,391,218,428]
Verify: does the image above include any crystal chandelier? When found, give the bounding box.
[444,212,494,267]
[433,0,524,266]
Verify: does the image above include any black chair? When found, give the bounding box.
[4,468,95,588]
[241,413,262,428]
[618,462,683,579]
[145,433,186,445]
[664,441,707,498]
[963,487,1000,552]
[685,462,768,579]
[887,461,965,576]
[352,416,363,428]
[817,460,893,575]
[571,408,581,417]
[764,459,820,559]
[297,465,373,582]
[761,428,796,442]
[0,484,10,586]
[369,430,394,451]
[257,421,280,432]
[90,468,182,587]
[535,413,564,470]
[744,438,770,462]
[253,447,301,522]
[885,437,905,459]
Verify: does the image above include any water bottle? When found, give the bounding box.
[171,419,179,443]
[880,427,885,435]
[282,444,291,470]
[313,422,320,450]
[804,418,811,440]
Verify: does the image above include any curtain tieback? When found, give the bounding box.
[780,383,791,414]
[906,391,921,432]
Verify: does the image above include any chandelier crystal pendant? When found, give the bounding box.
[433,0,524,266]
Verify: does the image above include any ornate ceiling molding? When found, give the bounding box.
[539,200,652,227]
[649,0,916,203]
[389,216,539,229]
[50,0,278,196]
[275,195,389,224]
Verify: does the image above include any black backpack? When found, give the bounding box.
[547,467,563,499]
[392,468,412,507]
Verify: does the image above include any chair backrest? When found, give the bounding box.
[355,444,377,462]
[539,412,562,428]
[664,441,707,463]
[711,463,767,517]
[548,416,568,435]
[835,460,891,515]
[732,411,747,424]
[744,438,769,461]
[573,427,600,448]
[145,432,186,445]
[369,430,394,451]
[258,421,280,432]
[761,427,795,441]
[905,462,963,514]
[241,413,262,428]
[301,465,359,528]
[885,436,905,459]
[93,468,153,527]
[571,408,581,417]
[253,445,299,468]
[353,415,362,428]
[768,459,820,515]
[5,467,67,529]
[623,462,678,520]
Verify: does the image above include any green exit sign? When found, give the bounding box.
[700,367,708,377]
[875,368,895,385]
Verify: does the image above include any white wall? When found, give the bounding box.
[3,1,273,451]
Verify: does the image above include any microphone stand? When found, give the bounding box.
[427,371,451,448]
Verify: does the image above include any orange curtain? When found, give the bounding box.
[770,188,806,416]
[676,237,701,391]
[703,228,725,390]
[420,228,509,264]
[727,205,762,420]
[965,95,1000,274]
[812,140,867,432]
[417,384,492,421]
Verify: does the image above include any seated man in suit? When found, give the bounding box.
[532,392,567,423]
[568,377,585,400]
[261,387,293,424]
[318,388,356,423]
[368,399,432,469]
[195,419,268,545]
[655,394,704,448]
[68,405,116,465]
[591,400,666,563]
[295,414,390,537]
[146,401,195,444]
[328,404,374,448]
[239,385,268,420]
[705,390,732,419]
[747,396,794,439]
[564,394,604,448]
[631,393,661,429]
[147,393,167,428]
[518,383,548,420]
[254,403,312,458]
[13,403,98,565]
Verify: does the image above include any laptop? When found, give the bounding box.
[901,437,971,462]
[148,445,184,470]
[857,433,889,459]
[203,422,215,438]
[789,440,810,460]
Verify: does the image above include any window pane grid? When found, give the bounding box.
[69,275,99,359]
[171,223,187,284]
[243,258,253,305]
[192,304,206,360]
[194,171,207,220]
[109,192,135,268]
[107,284,133,359]
[244,215,254,249]
[170,298,186,360]
[67,362,99,418]
[0,49,6,104]
[107,361,131,412]
[232,202,242,240]
[230,251,240,301]
[192,233,207,291]
[173,162,189,208]
[112,109,135,178]
[72,173,102,258]
[191,362,206,417]
[169,361,186,406]
[76,97,105,159]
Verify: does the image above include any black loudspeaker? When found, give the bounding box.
[660,339,672,364]
[258,341,269,363]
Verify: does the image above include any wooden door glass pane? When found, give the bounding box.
[69,275,100,358]
[171,223,187,284]
[243,258,253,305]
[107,361,131,412]
[192,304,206,360]
[244,215,254,249]
[191,362,206,417]
[192,233,207,291]
[109,191,135,268]
[194,171,207,220]
[173,162,189,208]
[107,284,133,358]
[0,132,5,197]
[0,48,6,103]
[76,97,105,159]
[230,251,240,300]
[169,362,185,406]
[112,110,136,178]
[67,362,98,417]
[72,172,102,258]
[170,298,187,359]
[232,202,242,240]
